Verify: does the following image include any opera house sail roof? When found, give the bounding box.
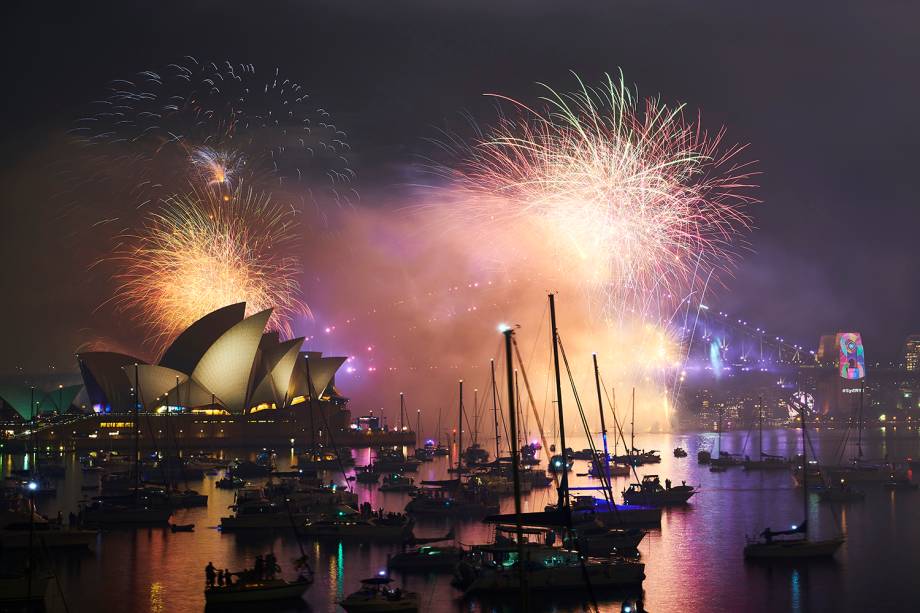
[74,303,347,415]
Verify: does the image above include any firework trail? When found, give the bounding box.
[108,183,309,353]
[432,71,757,325]
[70,57,356,208]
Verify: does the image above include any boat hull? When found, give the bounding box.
[205,579,310,604]
[744,537,844,559]
[460,562,645,593]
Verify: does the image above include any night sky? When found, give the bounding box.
[2,0,919,378]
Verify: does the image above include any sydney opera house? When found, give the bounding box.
[9,303,413,450]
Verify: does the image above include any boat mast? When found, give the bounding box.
[800,388,808,531]
[457,379,464,474]
[133,363,140,498]
[593,353,611,493]
[548,293,569,511]
[304,355,316,452]
[630,388,635,456]
[491,359,501,460]
[502,327,528,607]
[399,392,405,433]
[758,394,764,459]
[416,409,421,450]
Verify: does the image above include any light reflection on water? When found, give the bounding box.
[2,429,920,611]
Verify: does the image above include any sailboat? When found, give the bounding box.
[743,396,844,559]
[742,400,791,471]
[455,309,644,596]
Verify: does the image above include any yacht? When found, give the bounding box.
[302,515,413,542]
[454,526,644,594]
[622,475,696,506]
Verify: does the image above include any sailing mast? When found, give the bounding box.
[502,327,528,607]
[133,363,140,497]
[549,293,569,511]
[630,388,636,457]
[592,354,611,491]
[491,359,501,460]
[399,392,405,433]
[800,389,809,532]
[457,380,464,474]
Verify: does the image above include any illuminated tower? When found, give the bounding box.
[903,335,920,371]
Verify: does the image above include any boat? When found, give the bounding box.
[673,447,688,458]
[826,460,910,483]
[562,520,645,555]
[79,499,172,525]
[622,475,695,506]
[388,545,462,572]
[378,474,418,493]
[567,496,661,527]
[547,453,574,473]
[463,442,490,466]
[1,509,98,549]
[744,392,844,560]
[230,460,272,478]
[339,576,419,612]
[405,487,499,517]
[205,576,311,605]
[170,523,195,532]
[302,515,413,542]
[220,492,315,531]
[588,461,631,479]
[454,526,645,593]
[742,403,791,470]
[216,475,247,489]
[818,481,865,503]
[697,449,712,464]
[355,465,381,484]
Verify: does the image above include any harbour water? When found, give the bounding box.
[3,428,920,612]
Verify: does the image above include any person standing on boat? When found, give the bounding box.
[254,555,265,580]
[205,562,216,587]
[665,478,671,490]
[224,568,232,586]
[216,570,224,587]
[265,553,278,579]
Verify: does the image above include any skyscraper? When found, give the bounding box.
[903,335,920,371]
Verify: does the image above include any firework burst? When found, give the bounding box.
[433,71,758,324]
[71,57,356,206]
[110,184,308,352]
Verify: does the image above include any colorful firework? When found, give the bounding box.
[71,57,356,205]
[432,71,758,324]
[109,184,309,351]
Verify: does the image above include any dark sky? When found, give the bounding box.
[2,0,919,376]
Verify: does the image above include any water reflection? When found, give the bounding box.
[2,429,920,611]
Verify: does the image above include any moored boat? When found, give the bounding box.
[339,576,418,612]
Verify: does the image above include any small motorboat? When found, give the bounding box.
[339,576,418,612]
[170,523,195,532]
[697,450,711,464]
[673,447,688,458]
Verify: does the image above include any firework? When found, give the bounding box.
[71,57,355,204]
[110,184,308,351]
[434,71,757,323]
